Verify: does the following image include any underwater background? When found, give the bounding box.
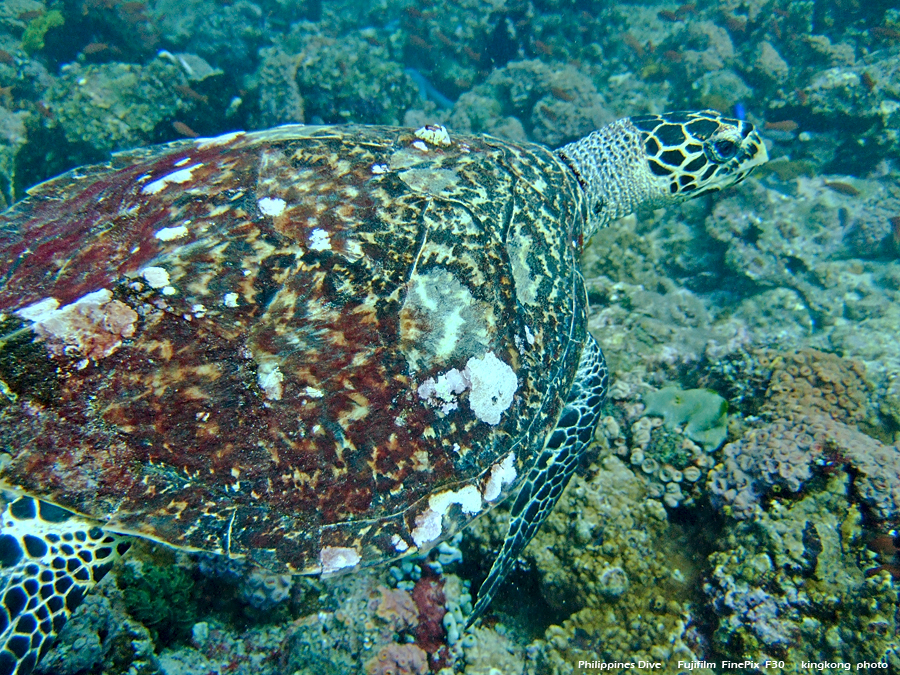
[1,0,900,673]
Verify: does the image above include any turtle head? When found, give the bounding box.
[558,110,768,240]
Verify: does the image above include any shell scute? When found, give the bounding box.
[0,124,587,573]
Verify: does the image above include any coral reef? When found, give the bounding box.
[707,348,900,521]
[469,455,705,672]
[255,28,418,127]
[528,457,704,672]
[449,59,613,147]
[5,0,900,673]
[0,106,26,209]
[598,407,717,510]
[45,53,214,154]
[117,556,198,645]
[35,573,157,675]
[364,644,428,675]
[239,566,294,611]
[760,348,872,426]
[21,9,63,54]
[705,474,898,669]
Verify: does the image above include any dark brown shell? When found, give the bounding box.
[0,124,587,574]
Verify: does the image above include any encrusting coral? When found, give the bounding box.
[707,348,900,522]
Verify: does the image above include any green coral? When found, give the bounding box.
[22,10,64,54]
[118,559,197,645]
[644,386,728,450]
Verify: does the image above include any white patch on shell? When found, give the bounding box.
[371,163,388,174]
[412,140,428,152]
[400,268,491,372]
[506,232,539,305]
[524,325,535,345]
[154,224,189,241]
[141,163,202,194]
[195,130,244,150]
[482,452,517,502]
[344,239,365,261]
[411,485,482,548]
[304,386,323,398]
[162,286,177,296]
[309,228,331,251]
[223,292,239,307]
[257,197,286,217]
[141,267,170,289]
[16,298,60,323]
[257,362,284,401]
[414,125,452,147]
[464,351,518,425]
[397,168,460,196]
[15,289,138,360]
[319,546,361,575]
[411,509,442,548]
[391,534,409,552]
[418,367,468,414]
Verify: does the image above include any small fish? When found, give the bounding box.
[35,101,54,120]
[539,104,558,121]
[823,180,860,196]
[173,84,208,104]
[621,33,645,59]
[769,17,782,40]
[889,216,900,247]
[550,86,576,102]
[172,121,199,137]
[533,40,553,56]
[119,2,148,14]
[462,45,481,63]
[408,34,429,50]
[765,120,799,132]
[662,49,683,62]
[657,9,680,22]
[870,26,900,41]
[433,30,454,48]
[404,68,454,110]
[861,72,876,91]
[82,42,109,55]
[403,7,427,20]
[721,14,747,33]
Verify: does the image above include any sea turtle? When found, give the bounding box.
[0,110,766,674]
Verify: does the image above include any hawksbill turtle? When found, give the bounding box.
[0,110,766,674]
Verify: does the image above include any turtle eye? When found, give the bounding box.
[707,138,737,163]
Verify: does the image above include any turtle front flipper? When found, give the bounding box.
[466,334,609,627]
[0,493,131,675]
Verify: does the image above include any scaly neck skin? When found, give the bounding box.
[557,118,669,242]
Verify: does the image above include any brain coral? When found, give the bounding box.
[759,348,871,426]
[709,412,900,521]
[706,347,896,520]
